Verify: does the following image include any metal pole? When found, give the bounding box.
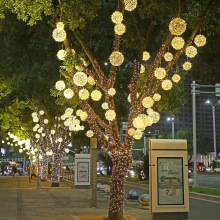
[212,106,218,168]
[37,145,40,189]
[192,81,198,187]
[144,136,146,156]
[172,120,174,139]
[29,151,32,183]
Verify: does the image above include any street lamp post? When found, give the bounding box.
[167,117,175,139]
[205,100,219,168]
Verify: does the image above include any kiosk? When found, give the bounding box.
[149,139,189,220]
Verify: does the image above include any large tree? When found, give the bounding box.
[0,0,219,219]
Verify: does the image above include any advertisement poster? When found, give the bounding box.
[77,162,89,182]
[157,157,184,205]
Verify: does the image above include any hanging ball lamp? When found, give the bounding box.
[79,89,90,100]
[105,110,116,121]
[169,17,187,36]
[56,22,64,29]
[108,88,116,96]
[57,49,67,60]
[64,88,74,99]
[91,90,102,101]
[88,76,95,85]
[65,108,73,117]
[182,61,192,70]
[44,119,49,124]
[39,110,44,115]
[73,72,88,87]
[55,80,65,91]
[102,102,109,110]
[109,51,124,66]
[151,112,160,123]
[142,51,150,61]
[164,52,173,62]
[194,34,206,47]
[86,130,94,138]
[185,46,197,58]
[124,0,137,11]
[147,108,154,115]
[162,79,173,90]
[114,23,126,35]
[171,37,185,50]
[128,128,135,136]
[172,74,181,83]
[140,65,145,73]
[52,28,66,42]
[111,11,123,24]
[133,129,142,140]
[154,67,166,80]
[142,97,154,108]
[153,93,161,101]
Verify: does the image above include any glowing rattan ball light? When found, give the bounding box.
[109,51,124,66]
[171,37,185,50]
[182,61,192,70]
[124,0,137,11]
[44,119,49,124]
[79,89,89,100]
[143,51,150,61]
[76,109,83,116]
[105,110,116,121]
[151,112,160,123]
[162,79,173,90]
[55,80,65,91]
[33,117,39,123]
[140,65,145,73]
[32,112,37,118]
[172,74,181,83]
[39,110,44,115]
[86,130,94,138]
[128,128,135,136]
[108,88,116,96]
[64,88,74,99]
[88,76,95,85]
[102,102,109,110]
[111,11,123,24]
[80,112,88,121]
[91,90,102,101]
[114,23,126,35]
[185,46,197,58]
[57,49,67,60]
[52,28,66,42]
[65,148,70,153]
[133,129,142,140]
[194,34,206,47]
[56,22,64,29]
[164,52,173,62]
[154,67,166,79]
[142,97,154,108]
[169,17,187,36]
[65,108,73,117]
[153,93,161,101]
[73,72,88,87]
[147,108,154,115]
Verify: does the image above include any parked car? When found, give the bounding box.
[188,162,206,172]
[214,167,220,172]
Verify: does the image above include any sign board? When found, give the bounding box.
[75,154,90,189]
[149,139,189,218]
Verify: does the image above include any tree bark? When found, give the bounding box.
[51,153,61,187]
[41,153,48,181]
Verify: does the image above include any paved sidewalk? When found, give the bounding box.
[0,176,151,220]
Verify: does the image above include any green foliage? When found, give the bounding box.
[98,151,113,175]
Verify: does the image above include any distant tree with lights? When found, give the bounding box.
[1,0,219,219]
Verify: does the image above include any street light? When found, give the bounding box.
[205,99,220,167]
[167,117,175,139]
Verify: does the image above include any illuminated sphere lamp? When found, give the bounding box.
[88,76,95,85]
[143,51,150,61]
[171,37,185,50]
[55,80,65,91]
[33,117,39,123]
[133,116,146,129]
[75,65,83,71]
[64,88,74,99]
[44,119,49,124]
[169,17,187,36]
[182,61,192,70]
[124,0,137,11]
[32,112,37,118]
[80,112,88,121]
[172,74,181,83]
[73,72,87,87]
[86,130,94,138]
[33,127,37,132]
[162,79,173,90]
[57,49,67,60]
[19,149,23,153]
[108,88,116,96]
[194,34,206,47]
[142,97,154,109]
[185,46,197,58]
[35,134,40,139]
[39,110,44,115]
[154,67,166,80]
[147,108,154,116]
[65,148,70,153]
[109,51,124,66]
[51,130,55,135]
[164,52,173,62]
[65,108,73,117]
[56,22,64,29]
[153,93,161,101]
[105,110,116,121]
[79,89,90,100]
[76,109,83,116]
[111,11,123,24]
[133,129,142,140]
[140,65,145,74]
[151,112,160,123]
[128,128,135,136]
[102,102,109,110]
[52,28,66,42]
[114,23,126,35]
[91,90,102,101]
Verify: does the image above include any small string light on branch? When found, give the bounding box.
[153,93,161,101]
[73,72,88,87]
[182,61,192,70]
[171,37,185,50]
[154,67,166,79]
[169,17,187,36]
[111,11,123,24]
[91,90,102,101]
[185,46,197,58]
[55,80,65,91]
[164,52,173,62]
[57,49,67,60]
[109,51,124,66]
[142,97,154,108]
[80,112,88,121]
[114,23,126,35]
[64,88,74,99]
[79,89,90,100]
[194,34,206,47]
[105,110,116,121]
[124,0,137,11]
[162,79,173,90]
[108,88,116,96]
[172,74,181,83]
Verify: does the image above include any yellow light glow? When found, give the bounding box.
[111,11,123,24]
[153,93,161,101]
[108,88,116,96]
[105,110,116,121]
[64,88,74,99]
[147,108,154,115]
[185,46,197,58]
[39,110,44,115]
[162,79,173,90]
[194,35,206,47]
[169,17,187,36]
[124,0,137,11]
[56,22,64,29]
[52,28,66,42]
[171,37,185,50]
[33,117,39,123]
[164,52,173,62]
[133,129,142,140]
[142,97,154,108]
[80,112,88,121]
[65,108,73,117]
[44,119,49,124]
[88,76,95,85]
[57,49,67,60]
[128,128,135,136]
[73,72,88,87]
[102,102,109,110]
[55,80,65,91]
[172,74,181,83]
[91,90,102,101]
[114,23,126,35]
[151,112,160,123]
[182,61,192,70]
[86,130,94,138]
[76,109,83,116]
[109,51,124,66]
[143,51,150,61]
[79,89,90,100]
[140,65,145,73]
[154,67,166,79]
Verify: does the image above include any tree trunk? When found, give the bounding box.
[51,153,61,187]
[41,154,48,181]
[108,153,131,220]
